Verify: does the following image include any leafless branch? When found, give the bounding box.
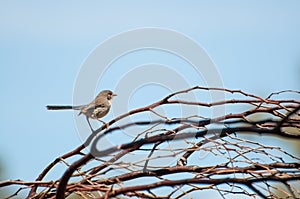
[1,86,299,199]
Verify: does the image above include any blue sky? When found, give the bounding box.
[0,1,300,197]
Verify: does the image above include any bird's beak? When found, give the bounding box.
[112,93,117,97]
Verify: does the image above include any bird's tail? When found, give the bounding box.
[46,105,83,110]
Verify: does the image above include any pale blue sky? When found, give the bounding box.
[0,1,300,197]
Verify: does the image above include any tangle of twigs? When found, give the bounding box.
[1,86,300,199]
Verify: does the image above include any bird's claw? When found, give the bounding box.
[98,119,109,129]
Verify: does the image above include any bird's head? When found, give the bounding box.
[100,90,117,101]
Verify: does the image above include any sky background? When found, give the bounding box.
[0,1,300,198]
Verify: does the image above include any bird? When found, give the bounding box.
[46,90,117,130]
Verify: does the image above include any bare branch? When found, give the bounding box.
[1,87,299,199]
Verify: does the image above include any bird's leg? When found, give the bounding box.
[86,116,95,132]
[97,119,110,129]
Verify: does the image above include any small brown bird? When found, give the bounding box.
[46,90,117,129]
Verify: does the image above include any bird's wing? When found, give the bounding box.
[79,103,107,118]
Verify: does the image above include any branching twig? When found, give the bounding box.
[1,87,299,199]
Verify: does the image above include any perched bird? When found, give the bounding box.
[46,90,117,130]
